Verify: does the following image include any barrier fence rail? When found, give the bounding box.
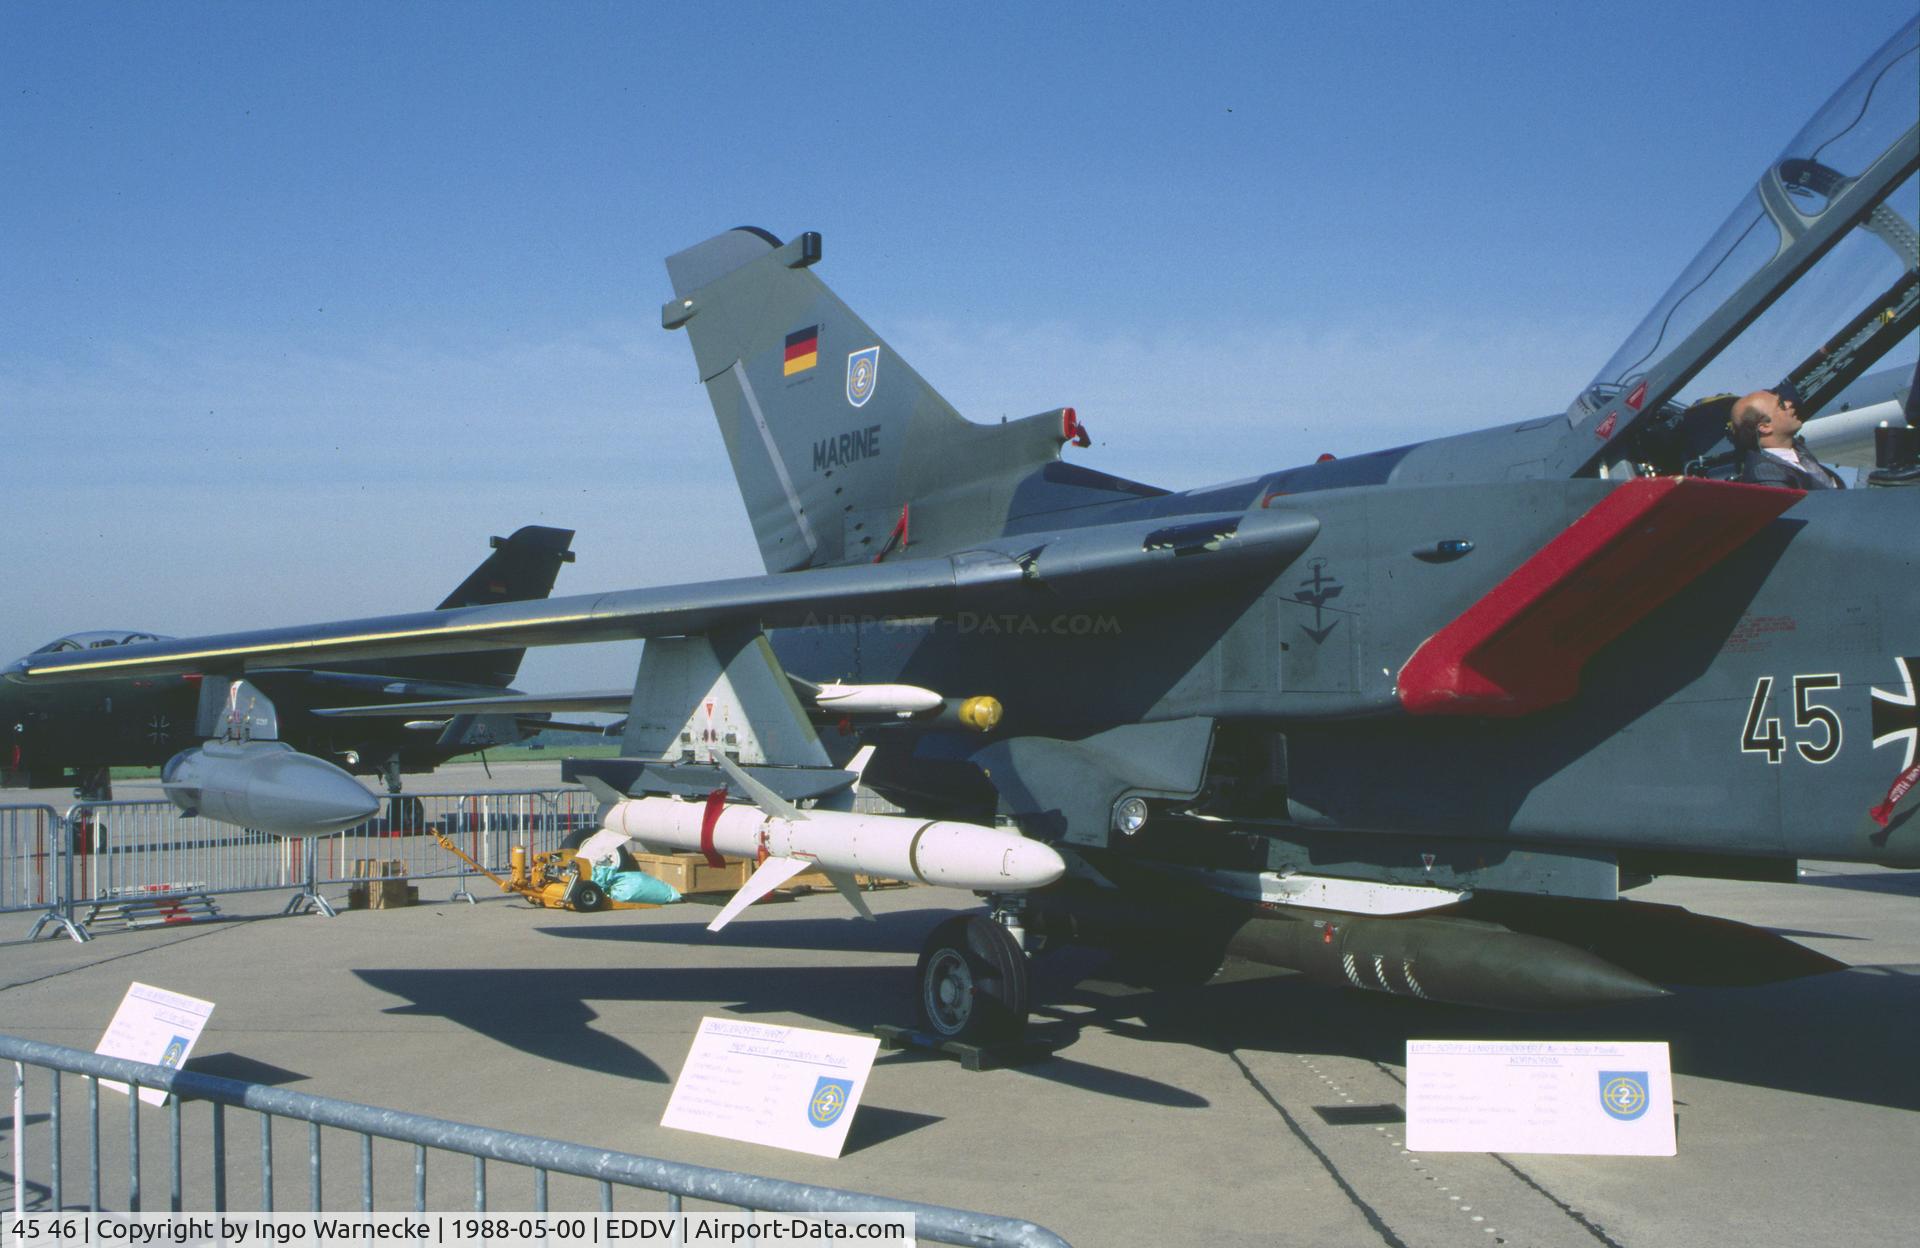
[2,789,604,942]
[1,1035,1071,1247]
[0,804,77,940]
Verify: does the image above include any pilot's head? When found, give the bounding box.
[1729,389,1802,449]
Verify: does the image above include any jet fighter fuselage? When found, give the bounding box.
[10,19,1918,1027]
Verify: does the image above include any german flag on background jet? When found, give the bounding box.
[784,325,819,375]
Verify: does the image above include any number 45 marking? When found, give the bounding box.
[1741,674,1843,764]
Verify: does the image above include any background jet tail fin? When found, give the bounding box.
[664,228,1156,572]
[434,525,577,611]
[336,526,577,689]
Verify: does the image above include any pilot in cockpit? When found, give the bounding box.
[1728,383,1847,490]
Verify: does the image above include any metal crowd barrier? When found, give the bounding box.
[4,788,604,943]
[318,788,601,887]
[1,1035,1070,1246]
[0,804,81,940]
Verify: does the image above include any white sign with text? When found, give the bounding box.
[661,1017,881,1158]
[1406,1040,1675,1155]
[95,982,216,1106]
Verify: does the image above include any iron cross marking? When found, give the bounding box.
[1871,656,1920,768]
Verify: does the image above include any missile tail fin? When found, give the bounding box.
[824,869,876,922]
[712,750,807,821]
[707,856,812,932]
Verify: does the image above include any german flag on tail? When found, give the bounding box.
[784,325,819,376]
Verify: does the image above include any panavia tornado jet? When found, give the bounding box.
[2,526,579,800]
[11,20,1918,1039]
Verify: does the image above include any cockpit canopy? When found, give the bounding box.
[1571,17,1918,476]
[29,631,173,656]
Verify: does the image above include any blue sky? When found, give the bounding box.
[3,2,1914,694]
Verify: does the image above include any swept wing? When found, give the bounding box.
[8,508,1321,684]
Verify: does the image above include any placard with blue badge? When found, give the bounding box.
[661,1017,881,1158]
[1406,1040,1675,1155]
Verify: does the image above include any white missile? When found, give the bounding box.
[596,752,1064,931]
[803,681,1004,731]
[811,681,944,715]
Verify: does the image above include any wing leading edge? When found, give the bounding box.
[9,508,1322,684]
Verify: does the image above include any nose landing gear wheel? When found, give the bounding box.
[915,915,1030,1043]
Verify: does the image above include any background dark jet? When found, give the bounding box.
[1,525,575,798]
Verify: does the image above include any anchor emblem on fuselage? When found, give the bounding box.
[1297,559,1343,645]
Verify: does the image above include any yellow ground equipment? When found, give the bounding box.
[428,830,661,912]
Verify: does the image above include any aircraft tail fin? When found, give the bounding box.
[354,527,577,689]
[664,228,1162,572]
[434,525,577,612]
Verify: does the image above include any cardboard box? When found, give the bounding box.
[347,858,416,909]
[627,851,753,895]
[779,869,907,894]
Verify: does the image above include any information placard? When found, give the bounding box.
[1406,1040,1675,1156]
[94,982,215,1106]
[661,1017,880,1158]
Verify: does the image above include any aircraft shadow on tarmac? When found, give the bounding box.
[1047,955,1920,1114]
[533,906,953,955]
[373,907,1918,1113]
[353,958,1208,1110]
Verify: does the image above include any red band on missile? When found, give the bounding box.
[1870,763,1920,827]
[700,787,727,868]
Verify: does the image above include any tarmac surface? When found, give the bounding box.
[3,761,1917,1246]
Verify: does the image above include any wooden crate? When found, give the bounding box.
[347,881,418,910]
[777,869,910,896]
[347,858,415,909]
[627,852,753,896]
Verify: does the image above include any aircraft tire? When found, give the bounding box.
[915,915,1029,1044]
[560,827,639,872]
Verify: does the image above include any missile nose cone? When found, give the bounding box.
[1003,837,1067,889]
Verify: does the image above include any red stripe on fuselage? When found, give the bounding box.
[1397,477,1802,716]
